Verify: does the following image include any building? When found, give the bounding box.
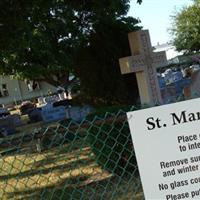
[154,43,200,66]
[153,43,182,61]
[0,75,57,105]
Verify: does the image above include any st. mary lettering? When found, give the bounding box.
[146,117,165,130]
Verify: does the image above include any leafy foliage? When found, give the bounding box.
[75,17,140,105]
[0,0,90,85]
[0,1,140,81]
[0,0,142,104]
[170,0,200,53]
[88,119,138,176]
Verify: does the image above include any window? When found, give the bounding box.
[2,84,9,96]
[27,80,40,92]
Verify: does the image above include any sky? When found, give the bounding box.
[128,0,192,46]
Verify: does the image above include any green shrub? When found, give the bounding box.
[87,117,138,176]
[40,126,76,150]
[86,105,133,121]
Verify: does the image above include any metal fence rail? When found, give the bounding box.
[0,108,144,200]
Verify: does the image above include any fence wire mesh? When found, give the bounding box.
[0,107,144,200]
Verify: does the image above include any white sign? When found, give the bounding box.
[127,98,200,200]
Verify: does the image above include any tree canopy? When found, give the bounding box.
[0,0,142,87]
[0,0,143,104]
[75,17,141,104]
[170,0,200,53]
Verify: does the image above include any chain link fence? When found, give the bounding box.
[0,107,144,200]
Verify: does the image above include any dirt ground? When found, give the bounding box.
[0,139,143,200]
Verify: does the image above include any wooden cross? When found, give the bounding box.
[119,30,167,106]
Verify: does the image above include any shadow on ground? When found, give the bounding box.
[7,173,143,200]
[1,139,143,200]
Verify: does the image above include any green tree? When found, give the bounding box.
[0,0,142,86]
[170,0,200,53]
[0,1,80,86]
[75,17,141,104]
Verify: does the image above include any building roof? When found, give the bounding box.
[153,43,183,60]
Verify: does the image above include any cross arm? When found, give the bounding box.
[119,55,145,75]
[152,51,167,68]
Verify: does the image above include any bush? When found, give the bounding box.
[75,18,140,105]
[86,105,133,120]
[87,116,138,176]
[39,126,76,150]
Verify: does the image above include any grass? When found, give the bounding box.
[0,138,143,200]
[0,108,143,199]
